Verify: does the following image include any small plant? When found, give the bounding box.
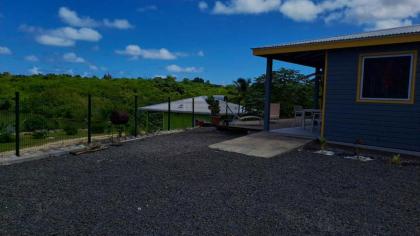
[390,154,401,166]
[206,96,221,125]
[319,137,327,150]
[0,124,14,143]
[63,125,78,136]
[129,124,139,136]
[354,138,364,157]
[23,115,47,132]
[32,130,48,139]
[206,96,220,116]
[91,122,107,134]
[110,111,129,139]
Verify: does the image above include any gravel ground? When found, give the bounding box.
[0,128,419,235]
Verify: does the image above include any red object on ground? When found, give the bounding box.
[211,116,221,125]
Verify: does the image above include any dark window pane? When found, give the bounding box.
[362,55,412,99]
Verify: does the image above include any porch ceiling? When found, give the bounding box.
[270,50,325,68]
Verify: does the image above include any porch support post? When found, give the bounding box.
[263,57,273,131]
[313,67,321,109]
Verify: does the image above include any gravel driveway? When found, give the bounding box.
[1,128,419,235]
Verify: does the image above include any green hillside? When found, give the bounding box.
[0,73,234,121]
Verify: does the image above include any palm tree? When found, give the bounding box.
[233,78,251,102]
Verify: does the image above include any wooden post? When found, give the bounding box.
[263,57,273,131]
[192,97,195,127]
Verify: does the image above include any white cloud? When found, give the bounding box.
[213,0,281,14]
[19,24,43,33]
[116,44,177,60]
[210,0,420,30]
[66,69,74,75]
[367,19,412,31]
[63,52,86,63]
[35,27,102,47]
[53,27,102,41]
[198,1,209,10]
[0,46,12,55]
[29,66,42,75]
[36,35,75,47]
[103,19,134,29]
[59,7,134,30]
[197,50,205,57]
[137,5,158,12]
[24,55,39,62]
[89,65,98,71]
[166,64,203,73]
[321,0,420,30]
[280,0,321,21]
[59,7,99,27]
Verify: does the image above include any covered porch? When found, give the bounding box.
[254,47,328,139]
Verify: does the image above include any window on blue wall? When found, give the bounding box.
[358,52,416,103]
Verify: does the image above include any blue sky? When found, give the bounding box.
[0,0,419,84]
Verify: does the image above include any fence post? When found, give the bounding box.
[167,97,171,131]
[15,92,20,156]
[238,101,241,116]
[134,95,138,137]
[192,97,195,127]
[87,94,92,144]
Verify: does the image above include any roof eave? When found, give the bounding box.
[252,34,420,57]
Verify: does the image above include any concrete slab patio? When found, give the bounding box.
[209,131,312,158]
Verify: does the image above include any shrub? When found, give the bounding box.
[91,122,108,134]
[205,96,220,116]
[0,132,12,143]
[63,125,78,136]
[110,111,129,125]
[0,124,14,143]
[24,115,47,132]
[32,130,48,139]
[0,100,11,110]
[129,125,138,136]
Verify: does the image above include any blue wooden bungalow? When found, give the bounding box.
[253,25,420,155]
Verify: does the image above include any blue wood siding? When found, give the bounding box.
[325,43,420,152]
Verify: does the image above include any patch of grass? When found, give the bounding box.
[390,154,401,166]
[0,129,89,153]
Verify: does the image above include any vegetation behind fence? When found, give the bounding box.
[0,93,206,157]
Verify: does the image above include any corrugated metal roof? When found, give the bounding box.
[139,96,244,115]
[253,25,420,50]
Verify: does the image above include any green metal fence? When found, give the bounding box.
[0,93,199,157]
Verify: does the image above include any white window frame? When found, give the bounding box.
[357,51,417,104]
